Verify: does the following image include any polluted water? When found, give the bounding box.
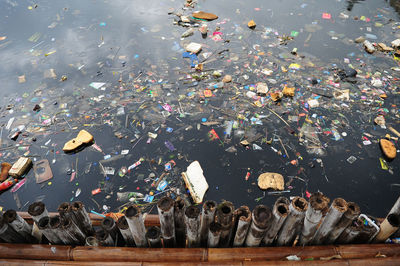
[0,0,398,218]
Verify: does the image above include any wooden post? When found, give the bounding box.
[95,229,114,246]
[311,198,348,245]
[245,205,273,247]
[157,196,175,247]
[185,205,200,248]
[37,216,62,244]
[61,217,86,244]
[216,201,234,247]
[299,192,330,246]
[174,197,187,247]
[263,197,290,246]
[232,206,252,247]
[373,213,400,243]
[3,210,36,243]
[71,202,94,235]
[0,216,27,243]
[124,205,148,247]
[276,196,308,246]
[101,217,123,245]
[85,236,99,246]
[200,200,217,247]
[207,222,222,247]
[117,216,136,247]
[325,202,360,244]
[27,202,48,224]
[145,226,162,248]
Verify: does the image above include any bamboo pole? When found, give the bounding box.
[3,210,36,243]
[71,202,94,235]
[207,222,222,248]
[312,198,348,245]
[185,206,200,248]
[37,216,62,244]
[125,205,148,247]
[262,197,290,246]
[62,218,86,244]
[325,202,360,244]
[200,200,217,247]
[157,196,175,248]
[245,205,273,247]
[387,196,400,216]
[49,216,75,245]
[27,202,49,224]
[216,201,234,247]
[145,226,162,248]
[0,216,27,243]
[101,217,123,245]
[373,213,400,243]
[336,223,361,244]
[117,216,136,247]
[174,197,186,247]
[95,229,114,246]
[276,197,308,246]
[58,203,80,233]
[299,192,330,246]
[232,206,252,247]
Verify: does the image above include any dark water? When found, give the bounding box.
[0,0,399,217]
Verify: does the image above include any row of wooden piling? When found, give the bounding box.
[1,193,400,248]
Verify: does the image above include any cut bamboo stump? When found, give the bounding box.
[157,196,176,248]
[95,229,114,246]
[207,222,222,247]
[263,197,290,246]
[145,226,162,248]
[125,205,148,247]
[174,198,186,247]
[185,206,201,248]
[3,210,36,243]
[71,202,94,235]
[117,216,136,247]
[50,216,75,245]
[245,205,273,247]
[325,202,360,244]
[232,206,252,247]
[101,217,123,245]
[0,216,27,243]
[299,192,330,246]
[200,200,217,247]
[312,198,348,245]
[216,201,234,247]
[37,216,62,245]
[388,196,400,216]
[336,223,361,244]
[28,202,49,224]
[62,218,86,244]
[85,236,99,246]
[276,197,308,246]
[373,213,400,243]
